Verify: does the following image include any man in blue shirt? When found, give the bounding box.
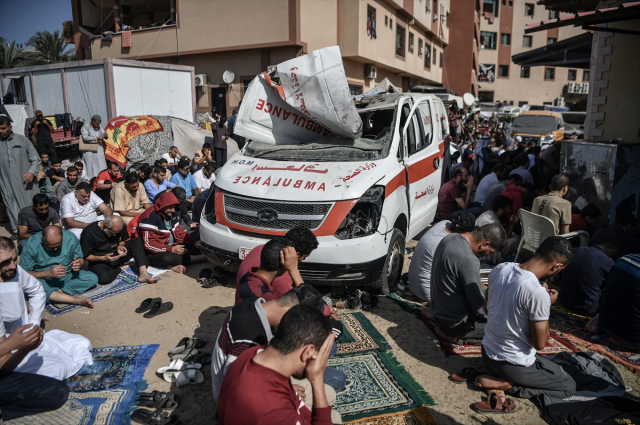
[143,166,176,203]
[170,160,200,205]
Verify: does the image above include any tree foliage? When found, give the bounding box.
[0,37,39,69]
[27,30,75,64]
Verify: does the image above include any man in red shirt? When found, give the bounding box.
[437,167,476,220]
[218,304,338,425]
[93,161,121,204]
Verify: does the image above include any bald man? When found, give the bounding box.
[20,226,97,307]
[80,215,158,285]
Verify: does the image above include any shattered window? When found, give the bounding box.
[424,42,431,69]
[349,84,363,96]
[418,39,423,58]
[396,25,406,58]
[409,32,415,53]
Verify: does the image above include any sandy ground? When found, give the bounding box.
[5,223,640,425]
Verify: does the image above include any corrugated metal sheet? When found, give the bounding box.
[112,66,192,121]
[32,70,64,114]
[66,65,109,123]
[23,74,33,117]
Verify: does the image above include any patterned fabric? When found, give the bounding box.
[104,116,172,170]
[551,305,592,327]
[563,329,640,376]
[337,313,390,355]
[344,406,437,425]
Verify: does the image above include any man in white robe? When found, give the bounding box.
[0,237,93,380]
[81,115,108,179]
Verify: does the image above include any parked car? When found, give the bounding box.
[512,111,565,149]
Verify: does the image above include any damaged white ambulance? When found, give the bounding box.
[199,47,451,294]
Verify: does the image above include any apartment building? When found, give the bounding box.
[69,0,455,116]
[443,0,481,98]
[476,0,588,106]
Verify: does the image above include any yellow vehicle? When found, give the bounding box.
[512,111,565,149]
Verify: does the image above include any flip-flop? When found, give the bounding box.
[143,301,173,319]
[136,298,160,314]
[157,358,202,376]
[471,393,519,414]
[162,368,205,387]
[450,368,486,384]
[200,276,219,288]
[168,337,207,358]
[131,408,180,424]
[197,268,213,284]
[137,391,180,410]
[182,350,211,366]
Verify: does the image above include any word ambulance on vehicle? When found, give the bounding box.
[199,47,450,294]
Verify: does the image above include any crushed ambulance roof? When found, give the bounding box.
[355,92,435,112]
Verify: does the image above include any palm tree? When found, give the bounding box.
[0,37,38,69]
[27,30,75,64]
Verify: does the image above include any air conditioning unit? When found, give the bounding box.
[565,82,576,94]
[365,66,377,79]
[581,83,589,94]
[194,74,208,87]
[555,97,564,108]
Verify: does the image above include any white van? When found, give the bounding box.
[199,92,449,294]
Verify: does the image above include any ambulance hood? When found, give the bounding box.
[215,154,384,202]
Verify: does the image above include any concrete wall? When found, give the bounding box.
[444,0,479,96]
[300,0,338,53]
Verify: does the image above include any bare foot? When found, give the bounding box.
[138,273,159,284]
[585,314,601,334]
[169,265,186,274]
[74,296,94,309]
[474,375,513,392]
[120,265,129,271]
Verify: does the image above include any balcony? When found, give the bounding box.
[89,26,177,60]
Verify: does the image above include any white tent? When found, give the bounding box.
[2,105,28,136]
[170,118,238,162]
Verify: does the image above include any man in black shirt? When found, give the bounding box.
[80,215,158,285]
[46,160,65,186]
[30,110,57,162]
[17,194,61,252]
[39,152,51,173]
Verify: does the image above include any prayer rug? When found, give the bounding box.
[45,267,166,317]
[343,406,437,425]
[386,293,425,314]
[551,305,592,327]
[1,381,147,425]
[418,314,578,357]
[337,312,391,355]
[563,329,640,376]
[66,344,159,392]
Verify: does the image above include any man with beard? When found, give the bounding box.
[437,167,481,220]
[475,195,520,263]
[80,215,158,285]
[472,237,575,413]
[169,160,200,206]
[143,166,176,202]
[218,305,339,425]
[138,192,203,274]
[17,194,61,252]
[93,161,122,205]
[56,166,87,201]
[60,182,113,240]
[0,236,93,381]
[80,115,108,179]
[20,226,97,307]
[110,173,152,225]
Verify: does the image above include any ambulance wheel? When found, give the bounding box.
[379,229,405,295]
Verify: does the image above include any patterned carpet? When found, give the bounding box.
[335,313,436,425]
[563,329,640,376]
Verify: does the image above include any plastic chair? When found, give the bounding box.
[514,209,589,262]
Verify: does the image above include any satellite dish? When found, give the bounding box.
[463,93,475,106]
[223,70,235,84]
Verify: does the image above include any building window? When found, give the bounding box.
[568,69,577,81]
[433,47,437,64]
[440,51,443,68]
[522,35,533,48]
[549,10,559,19]
[583,70,590,81]
[509,0,513,5]
[409,32,415,53]
[385,15,388,27]
[396,25,406,58]
[502,0,506,6]
[481,31,497,49]
[499,65,509,77]
[500,33,511,46]
[483,0,499,17]
[519,101,528,107]
[548,38,557,44]
[524,3,534,16]
[390,18,393,29]
[367,6,376,38]
[545,67,555,80]
[418,38,423,58]
[543,102,553,106]
[479,64,496,83]
[478,91,494,102]
[349,84,363,96]
[520,66,530,78]
[424,42,431,69]
[243,79,253,94]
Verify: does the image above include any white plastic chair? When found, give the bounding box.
[514,209,589,262]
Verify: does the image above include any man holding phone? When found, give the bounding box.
[31,110,57,163]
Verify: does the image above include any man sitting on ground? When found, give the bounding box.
[532,174,572,235]
[170,160,200,206]
[510,154,534,185]
[484,174,522,212]
[143,166,176,202]
[155,158,172,181]
[569,204,601,237]
[408,213,476,304]
[558,240,618,317]
[39,152,51,173]
[20,226,97,307]
[500,174,530,221]
[474,237,575,410]
[474,164,507,206]
[437,167,479,220]
[218,305,339,425]
[93,161,122,204]
[193,162,216,192]
[75,161,88,180]
[46,160,65,186]
[476,195,520,263]
[60,182,113,239]
[81,215,158,285]
[589,212,640,260]
[17,194,61,252]
[138,192,203,274]
[429,224,506,344]
[56,166,87,201]
[110,173,152,225]
[192,142,213,172]
[162,146,182,174]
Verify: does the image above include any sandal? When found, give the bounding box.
[200,276,219,288]
[168,337,207,358]
[131,408,180,424]
[156,359,202,378]
[449,368,485,384]
[137,391,180,410]
[143,300,173,318]
[183,350,211,366]
[136,298,160,314]
[471,393,519,414]
[161,368,205,387]
[197,268,213,283]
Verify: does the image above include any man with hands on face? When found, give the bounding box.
[30,110,57,162]
[437,166,480,221]
[20,226,97,307]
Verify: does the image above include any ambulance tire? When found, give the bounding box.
[378,229,405,295]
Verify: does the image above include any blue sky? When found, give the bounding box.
[0,0,72,46]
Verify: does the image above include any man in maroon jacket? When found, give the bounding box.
[218,304,338,425]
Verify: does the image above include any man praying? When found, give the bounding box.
[60,182,113,239]
[110,172,152,225]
